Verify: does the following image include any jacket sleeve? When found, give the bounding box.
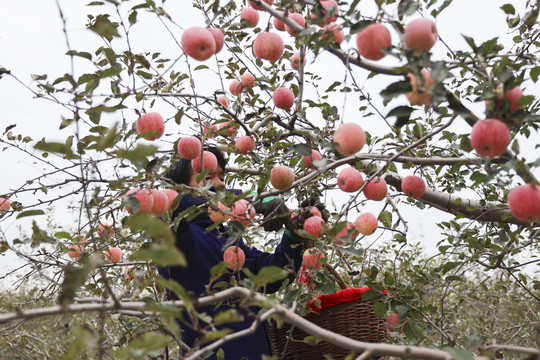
[240,231,304,294]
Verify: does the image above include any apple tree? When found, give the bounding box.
[0,0,539,359]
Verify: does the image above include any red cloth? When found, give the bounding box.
[307,287,388,314]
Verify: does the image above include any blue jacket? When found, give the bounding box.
[158,192,303,359]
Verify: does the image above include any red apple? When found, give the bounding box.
[303,215,324,237]
[333,123,366,156]
[150,189,170,217]
[404,18,438,52]
[181,27,216,61]
[177,137,202,160]
[334,222,358,245]
[322,22,344,44]
[284,13,306,36]
[125,266,137,280]
[355,212,378,235]
[217,95,230,107]
[162,189,179,211]
[207,28,225,53]
[401,175,426,198]
[507,184,540,222]
[241,7,259,27]
[0,197,11,213]
[124,188,154,214]
[236,135,256,155]
[248,0,274,11]
[104,246,122,263]
[363,177,388,201]
[229,80,243,95]
[191,150,218,175]
[231,199,256,226]
[504,86,524,113]
[241,72,256,88]
[273,87,295,110]
[470,119,511,158]
[137,112,165,140]
[302,149,322,169]
[407,69,434,106]
[253,32,284,62]
[303,248,325,270]
[356,23,392,60]
[97,223,114,239]
[312,0,339,25]
[223,246,246,271]
[290,52,307,70]
[218,121,238,137]
[337,167,364,192]
[273,12,285,31]
[270,165,295,190]
[67,237,87,258]
[209,201,231,223]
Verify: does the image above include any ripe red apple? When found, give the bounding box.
[290,52,307,70]
[217,95,230,107]
[97,223,114,239]
[124,188,154,214]
[223,246,246,271]
[217,121,238,137]
[312,0,339,26]
[241,7,259,27]
[162,189,179,211]
[273,87,295,110]
[355,212,378,235]
[322,22,344,44]
[337,167,364,193]
[404,18,438,52]
[284,13,306,36]
[302,149,322,169]
[270,165,295,190]
[273,12,285,31]
[191,150,218,175]
[229,80,243,95]
[67,237,87,258]
[137,112,165,140]
[333,123,366,156]
[231,199,256,226]
[177,137,202,160]
[303,248,325,270]
[470,118,511,158]
[207,28,225,53]
[125,266,137,280]
[387,313,400,327]
[248,0,274,11]
[181,27,216,61]
[363,177,388,201]
[236,135,256,155]
[487,85,524,114]
[253,32,284,62]
[209,201,231,223]
[356,23,392,61]
[401,175,426,198]
[507,184,540,222]
[0,197,11,213]
[303,215,324,237]
[104,246,122,263]
[150,190,170,217]
[241,72,256,88]
[407,69,434,106]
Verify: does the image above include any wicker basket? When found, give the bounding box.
[266,265,388,360]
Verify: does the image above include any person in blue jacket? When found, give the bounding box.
[159,147,306,359]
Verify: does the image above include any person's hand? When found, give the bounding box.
[254,197,291,232]
[299,196,329,222]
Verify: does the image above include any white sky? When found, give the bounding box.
[0,0,538,288]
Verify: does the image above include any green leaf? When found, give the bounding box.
[378,211,392,228]
[254,266,288,289]
[16,210,45,219]
[131,242,186,266]
[292,143,312,156]
[96,122,118,151]
[214,309,244,326]
[116,144,157,165]
[88,14,120,42]
[200,329,233,344]
[445,347,475,360]
[157,278,194,316]
[31,220,55,247]
[531,67,540,83]
[100,63,122,78]
[125,213,175,242]
[500,4,515,15]
[380,80,412,100]
[387,105,414,128]
[129,332,171,352]
[373,302,388,317]
[59,260,92,309]
[65,50,92,61]
[403,321,423,340]
[34,139,73,156]
[302,336,322,346]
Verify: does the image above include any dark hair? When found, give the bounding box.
[165,146,227,185]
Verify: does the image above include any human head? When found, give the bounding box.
[165,146,227,188]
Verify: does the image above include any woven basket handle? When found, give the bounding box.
[324,263,348,290]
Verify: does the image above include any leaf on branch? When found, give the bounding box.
[58,259,93,309]
[387,105,414,128]
[131,242,187,266]
[65,50,92,61]
[116,144,157,165]
[88,14,120,42]
[214,309,244,326]
[16,210,45,219]
[292,143,312,156]
[200,329,233,345]
[253,266,288,289]
[126,213,176,243]
[128,332,171,352]
[445,347,475,360]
